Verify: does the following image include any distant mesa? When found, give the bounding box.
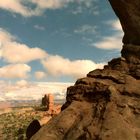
[41,93,59,115]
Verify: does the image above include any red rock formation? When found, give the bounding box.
[47,94,54,114]
[41,94,49,107]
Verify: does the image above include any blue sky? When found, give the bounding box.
[0,0,123,84]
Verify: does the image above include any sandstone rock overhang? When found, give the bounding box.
[108,0,140,45]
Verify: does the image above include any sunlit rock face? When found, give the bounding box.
[31,1,140,140]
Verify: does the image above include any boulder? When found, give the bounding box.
[26,120,41,140]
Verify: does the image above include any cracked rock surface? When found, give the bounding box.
[31,58,140,140]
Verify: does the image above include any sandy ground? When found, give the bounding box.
[39,116,52,126]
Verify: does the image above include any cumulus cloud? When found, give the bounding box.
[35,71,46,79]
[41,55,105,78]
[1,82,73,101]
[0,28,47,63]
[0,28,14,43]
[0,0,95,17]
[2,42,47,63]
[92,20,123,50]
[107,20,122,31]
[16,80,28,87]
[0,64,31,79]
[93,33,122,50]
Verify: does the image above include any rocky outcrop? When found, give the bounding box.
[41,94,55,114]
[31,1,140,140]
[31,59,140,140]
[26,120,41,140]
[42,94,49,107]
[108,0,140,64]
[108,0,140,45]
[47,94,54,114]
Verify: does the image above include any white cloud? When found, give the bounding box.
[74,25,97,34]
[0,0,41,17]
[31,0,67,9]
[34,25,45,30]
[71,0,95,15]
[0,28,47,63]
[92,20,123,50]
[106,20,122,31]
[0,97,5,101]
[31,0,94,9]
[42,55,105,78]
[93,33,122,50]
[2,42,47,63]
[35,71,46,79]
[0,28,14,43]
[16,80,28,87]
[1,82,73,101]
[0,0,95,17]
[0,64,31,79]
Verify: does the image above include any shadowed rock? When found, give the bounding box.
[108,0,140,45]
[108,0,140,64]
[26,120,41,140]
[42,94,49,107]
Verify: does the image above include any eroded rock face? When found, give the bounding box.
[26,120,41,140]
[108,0,140,64]
[108,0,140,45]
[31,1,140,140]
[31,58,140,140]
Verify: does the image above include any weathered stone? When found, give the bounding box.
[121,44,140,64]
[26,120,41,140]
[108,0,140,45]
[31,67,140,140]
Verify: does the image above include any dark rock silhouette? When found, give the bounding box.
[108,0,140,65]
[31,1,140,140]
[41,94,49,107]
[108,0,140,45]
[26,120,41,140]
